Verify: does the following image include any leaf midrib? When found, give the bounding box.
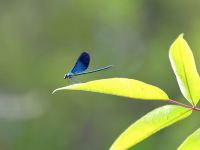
[179,42,194,105]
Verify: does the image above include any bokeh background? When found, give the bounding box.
[1,0,200,150]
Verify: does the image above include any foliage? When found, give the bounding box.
[178,128,200,150]
[54,34,200,149]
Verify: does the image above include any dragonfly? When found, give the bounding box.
[64,52,112,79]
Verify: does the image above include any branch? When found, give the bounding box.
[168,99,200,112]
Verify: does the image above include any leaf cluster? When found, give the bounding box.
[53,34,200,150]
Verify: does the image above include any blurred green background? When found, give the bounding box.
[1,0,200,150]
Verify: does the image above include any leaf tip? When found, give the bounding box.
[52,83,82,94]
[52,89,58,94]
[52,87,65,94]
[179,33,184,38]
[169,33,185,54]
[175,33,185,43]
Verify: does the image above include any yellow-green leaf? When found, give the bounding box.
[53,78,169,100]
[110,105,192,150]
[178,128,200,150]
[169,34,200,105]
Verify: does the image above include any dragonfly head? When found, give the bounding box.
[64,72,73,79]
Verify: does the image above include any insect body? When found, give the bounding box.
[64,52,112,79]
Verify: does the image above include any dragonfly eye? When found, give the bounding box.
[64,73,73,79]
[64,74,68,79]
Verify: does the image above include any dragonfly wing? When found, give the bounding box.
[70,52,90,74]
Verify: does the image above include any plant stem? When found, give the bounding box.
[168,99,200,111]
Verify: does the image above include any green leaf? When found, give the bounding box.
[110,105,192,150]
[169,34,200,105]
[178,128,200,150]
[53,78,169,100]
